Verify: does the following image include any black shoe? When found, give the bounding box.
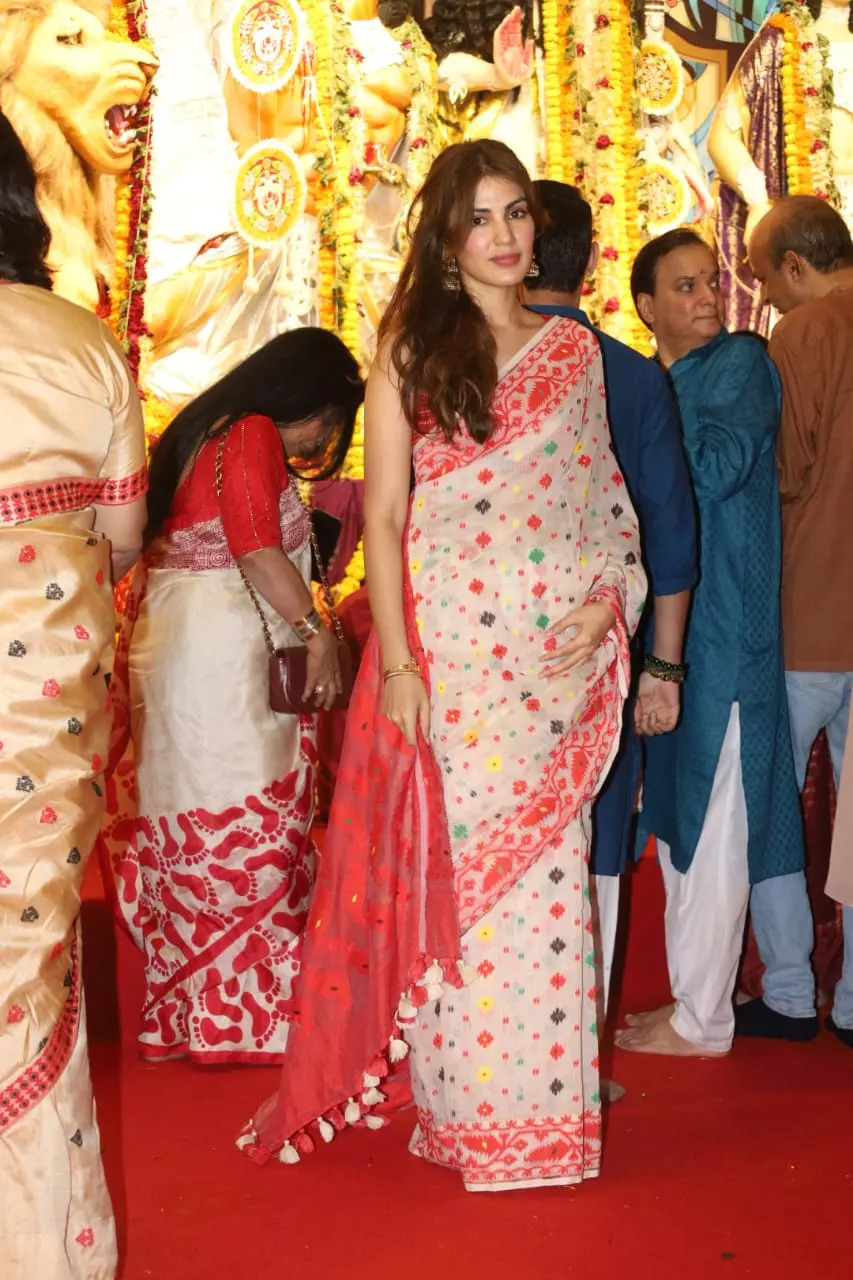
[826,1015,853,1049]
[734,998,818,1042]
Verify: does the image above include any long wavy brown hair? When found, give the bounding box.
[379,139,543,443]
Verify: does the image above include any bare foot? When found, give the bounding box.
[615,1019,729,1058]
[600,1078,626,1104]
[623,1002,675,1029]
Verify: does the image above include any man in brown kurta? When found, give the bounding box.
[746,195,853,1050]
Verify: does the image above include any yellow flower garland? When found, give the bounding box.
[108,1,133,338]
[586,0,645,348]
[542,0,567,181]
[770,5,837,205]
[302,0,337,331]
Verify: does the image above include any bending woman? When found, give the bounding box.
[241,140,646,1190]
[0,118,147,1277]
[101,332,363,1064]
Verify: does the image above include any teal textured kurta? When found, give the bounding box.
[636,332,803,883]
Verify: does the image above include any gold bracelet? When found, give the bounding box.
[383,661,420,681]
[292,608,323,642]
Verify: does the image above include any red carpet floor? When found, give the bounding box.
[82,856,851,1280]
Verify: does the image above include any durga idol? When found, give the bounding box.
[709,0,853,332]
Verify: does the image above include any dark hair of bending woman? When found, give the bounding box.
[145,328,363,544]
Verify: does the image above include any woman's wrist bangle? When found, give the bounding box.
[383,661,420,682]
[292,607,323,642]
[644,654,687,684]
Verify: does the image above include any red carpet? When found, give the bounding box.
[82,856,851,1280]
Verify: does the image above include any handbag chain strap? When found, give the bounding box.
[214,432,345,654]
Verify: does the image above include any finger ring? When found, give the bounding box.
[316,684,325,694]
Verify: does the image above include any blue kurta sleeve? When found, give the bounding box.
[633,361,697,597]
[672,336,781,502]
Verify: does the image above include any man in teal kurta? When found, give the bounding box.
[616,228,804,1058]
[638,331,803,885]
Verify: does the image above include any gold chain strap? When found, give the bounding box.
[292,484,345,644]
[214,432,344,653]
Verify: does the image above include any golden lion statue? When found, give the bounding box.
[0,0,156,309]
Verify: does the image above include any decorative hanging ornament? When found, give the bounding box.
[638,39,684,118]
[638,158,691,236]
[233,138,307,247]
[227,0,305,94]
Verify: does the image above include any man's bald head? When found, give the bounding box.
[749,195,853,314]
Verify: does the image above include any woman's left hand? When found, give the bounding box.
[303,626,342,711]
[540,600,615,679]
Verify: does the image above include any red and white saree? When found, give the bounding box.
[101,416,315,1063]
[241,317,646,1189]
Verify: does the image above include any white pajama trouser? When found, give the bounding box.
[658,704,751,1053]
[591,874,620,1022]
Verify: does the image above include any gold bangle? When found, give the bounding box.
[292,608,323,641]
[383,661,420,681]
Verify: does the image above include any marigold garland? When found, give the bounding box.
[541,0,580,182]
[583,0,645,348]
[770,1,839,206]
[107,0,154,388]
[395,18,440,240]
[300,0,336,331]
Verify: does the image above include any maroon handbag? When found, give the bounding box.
[215,434,354,714]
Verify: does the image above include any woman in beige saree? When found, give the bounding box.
[0,120,147,1278]
[241,142,646,1189]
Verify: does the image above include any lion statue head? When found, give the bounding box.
[0,0,157,309]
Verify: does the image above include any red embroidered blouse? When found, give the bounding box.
[162,414,307,565]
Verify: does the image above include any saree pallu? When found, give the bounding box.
[0,514,117,1279]
[241,318,646,1189]
[100,537,315,1063]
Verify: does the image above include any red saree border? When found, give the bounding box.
[0,467,148,525]
[412,1107,602,1188]
[414,319,599,482]
[453,644,628,935]
[0,940,81,1136]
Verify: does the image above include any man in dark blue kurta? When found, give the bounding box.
[523,182,697,1017]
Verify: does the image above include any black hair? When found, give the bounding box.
[421,1,530,63]
[528,180,593,295]
[0,114,52,290]
[762,194,853,273]
[144,329,363,545]
[630,228,710,317]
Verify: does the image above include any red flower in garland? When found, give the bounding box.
[595,14,610,28]
[596,76,610,89]
[348,166,365,185]
[576,41,586,56]
[810,139,825,154]
[596,134,613,150]
[604,297,620,314]
[602,246,618,261]
[599,193,615,205]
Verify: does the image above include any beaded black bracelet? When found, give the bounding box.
[644,654,687,684]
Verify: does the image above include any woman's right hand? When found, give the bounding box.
[303,625,342,711]
[382,672,430,747]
